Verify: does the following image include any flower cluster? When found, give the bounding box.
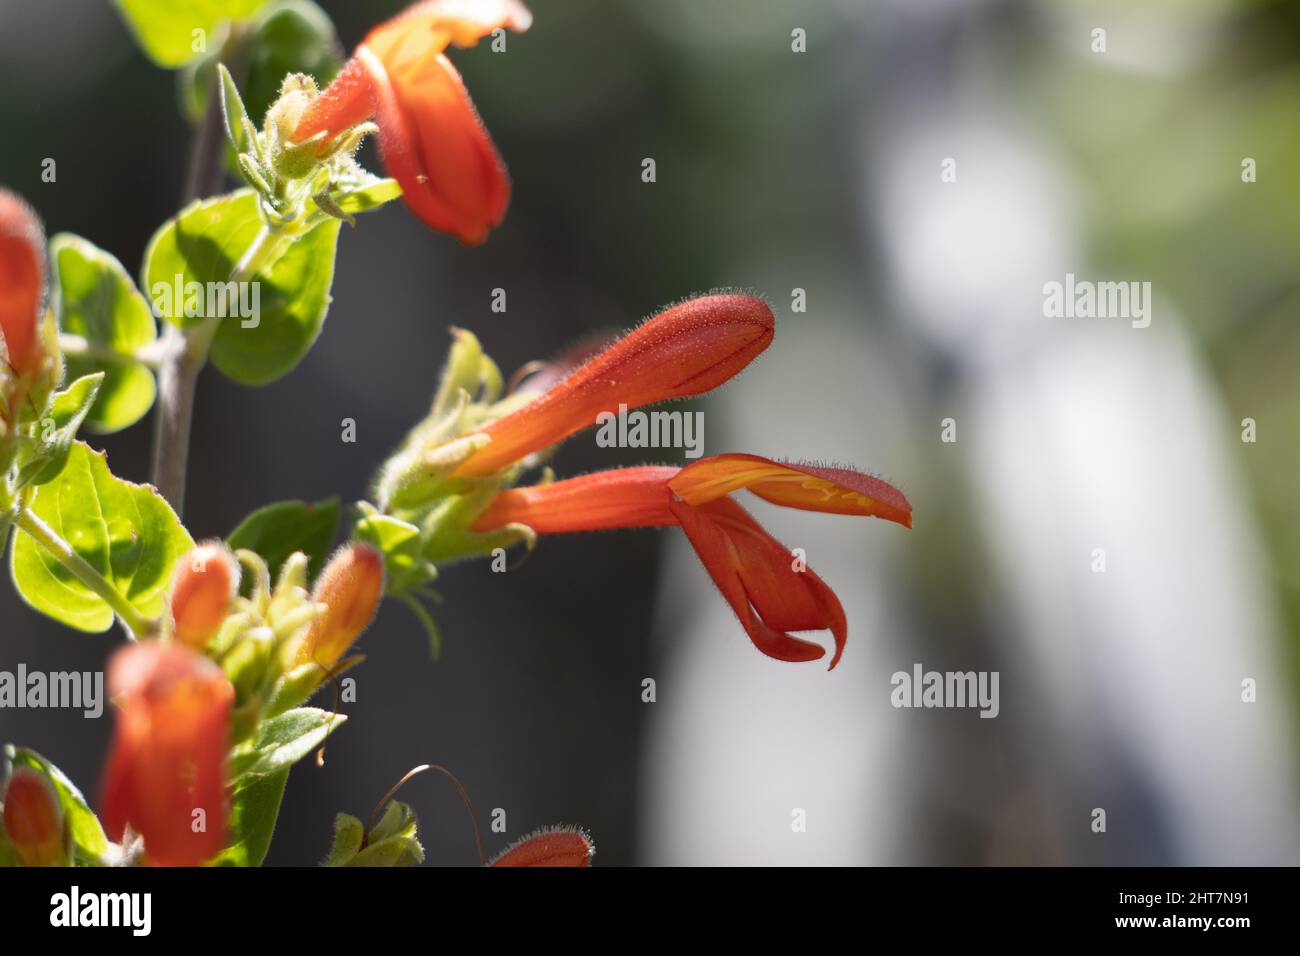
[0,0,912,870]
[365,292,911,669]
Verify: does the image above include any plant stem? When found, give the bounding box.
[150,26,249,513]
[58,333,165,369]
[15,507,156,637]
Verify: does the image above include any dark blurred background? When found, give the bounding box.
[2,0,1299,865]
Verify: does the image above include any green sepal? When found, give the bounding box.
[14,373,103,489]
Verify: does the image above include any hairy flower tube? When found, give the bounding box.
[0,188,45,380]
[290,544,385,669]
[2,767,66,867]
[488,826,593,867]
[472,455,912,668]
[100,642,234,867]
[450,293,776,477]
[168,542,241,651]
[292,0,532,243]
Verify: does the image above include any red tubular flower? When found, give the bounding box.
[100,643,234,867]
[473,454,911,669]
[0,188,45,378]
[2,768,66,867]
[452,294,775,477]
[292,0,532,244]
[489,826,593,867]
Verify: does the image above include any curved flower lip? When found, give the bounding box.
[670,495,847,669]
[366,0,533,58]
[0,188,46,378]
[358,46,508,245]
[669,453,913,528]
[453,294,776,477]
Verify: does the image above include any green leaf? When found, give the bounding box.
[142,190,264,333]
[141,189,342,385]
[235,707,345,781]
[227,497,340,581]
[243,0,341,125]
[114,0,270,68]
[209,767,288,866]
[51,235,158,434]
[4,745,110,865]
[16,373,103,488]
[11,442,194,633]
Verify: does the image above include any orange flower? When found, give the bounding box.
[452,294,775,477]
[2,768,66,867]
[489,826,593,867]
[291,544,385,669]
[293,0,532,243]
[0,188,45,378]
[100,642,234,867]
[168,542,240,651]
[473,454,911,668]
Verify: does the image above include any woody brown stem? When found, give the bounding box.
[150,26,249,513]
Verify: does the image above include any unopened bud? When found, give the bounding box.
[2,768,66,867]
[488,826,593,867]
[453,294,775,477]
[292,545,384,668]
[169,542,240,650]
[0,189,46,379]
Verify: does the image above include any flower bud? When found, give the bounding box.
[2,767,66,867]
[292,545,385,668]
[168,542,241,651]
[453,293,775,477]
[489,826,592,867]
[0,188,45,378]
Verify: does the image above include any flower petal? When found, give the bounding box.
[368,0,532,54]
[670,453,912,527]
[669,496,847,668]
[360,46,509,245]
